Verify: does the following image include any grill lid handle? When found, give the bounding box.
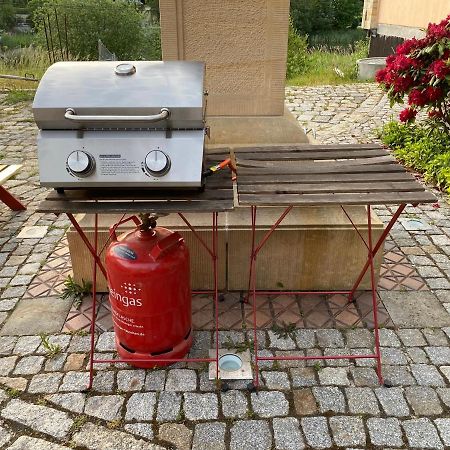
[64,107,171,123]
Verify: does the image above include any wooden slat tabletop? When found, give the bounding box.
[38,150,235,214]
[234,144,437,206]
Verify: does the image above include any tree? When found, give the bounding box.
[290,0,363,35]
[32,0,146,60]
[0,0,16,31]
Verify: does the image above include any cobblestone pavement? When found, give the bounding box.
[0,85,449,449]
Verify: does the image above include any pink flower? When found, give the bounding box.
[428,109,444,119]
[399,107,418,123]
[393,75,413,94]
[425,86,444,102]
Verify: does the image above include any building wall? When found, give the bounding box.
[363,0,449,38]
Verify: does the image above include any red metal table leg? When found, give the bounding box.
[366,205,384,384]
[0,186,26,211]
[348,204,406,301]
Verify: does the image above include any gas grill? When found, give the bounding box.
[33,61,206,190]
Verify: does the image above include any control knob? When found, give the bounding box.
[145,150,170,176]
[67,151,95,177]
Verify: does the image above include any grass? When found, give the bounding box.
[287,40,369,86]
[3,89,35,104]
[0,44,49,90]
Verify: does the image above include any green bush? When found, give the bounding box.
[0,33,36,49]
[32,0,146,60]
[286,19,308,79]
[0,0,16,31]
[380,121,450,194]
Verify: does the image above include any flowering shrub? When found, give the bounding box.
[376,14,450,132]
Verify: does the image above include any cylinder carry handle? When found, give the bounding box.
[150,232,184,261]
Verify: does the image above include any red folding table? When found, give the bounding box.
[234,144,437,388]
[38,150,234,389]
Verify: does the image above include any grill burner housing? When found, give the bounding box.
[33,61,206,189]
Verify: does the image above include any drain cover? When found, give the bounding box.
[209,349,253,380]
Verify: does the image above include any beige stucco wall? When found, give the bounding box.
[159,0,290,116]
[377,0,449,29]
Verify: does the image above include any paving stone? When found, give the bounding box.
[312,386,346,413]
[346,387,380,415]
[28,372,62,393]
[0,298,19,311]
[0,336,17,355]
[92,370,115,392]
[317,367,350,385]
[95,331,116,351]
[381,291,450,328]
[13,356,45,375]
[0,356,17,375]
[74,422,163,450]
[251,391,289,418]
[0,423,12,447]
[350,367,379,386]
[192,422,226,450]
[159,423,192,450]
[425,346,450,365]
[68,334,93,352]
[45,392,86,413]
[230,420,272,450]
[375,387,410,417]
[329,416,366,447]
[17,225,48,239]
[403,418,444,450]
[268,330,296,350]
[381,347,408,365]
[379,328,401,347]
[441,366,450,383]
[405,386,443,415]
[117,369,145,392]
[422,328,449,346]
[434,418,450,447]
[293,388,318,415]
[1,398,73,439]
[183,392,218,420]
[125,392,157,421]
[221,389,248,418]
[323,348,352,366]
[406,347,430,364]
[156,391,182,421]
[383,365,416,386]
[63,353,85,371]
[301,416,332,449]
[85,395,125,421]
[294,329,316,348]
[124,423,154,441]
[261,371,290,389]
[411,364,446,386]
[59,371,89,392]
[0,376,27,391]
[290,367,317,387]
[7,436,70,450]
[305,348,325,367]
[345,329,373,348]
[367,418,403,447]
[13,335,41,354]
[352,348,376,367]
[273,417,305,450]
[316,329,344,348]
[144,370,166,390]
[1,286,26,299]
[165,369,197,391]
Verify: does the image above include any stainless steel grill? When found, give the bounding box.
[33,61,206,189]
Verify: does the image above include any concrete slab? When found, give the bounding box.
[380,292,450,328]
[0,297,72,336]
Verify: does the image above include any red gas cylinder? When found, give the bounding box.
[105,216,192,368]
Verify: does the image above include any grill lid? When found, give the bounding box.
[33,60,205,130]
